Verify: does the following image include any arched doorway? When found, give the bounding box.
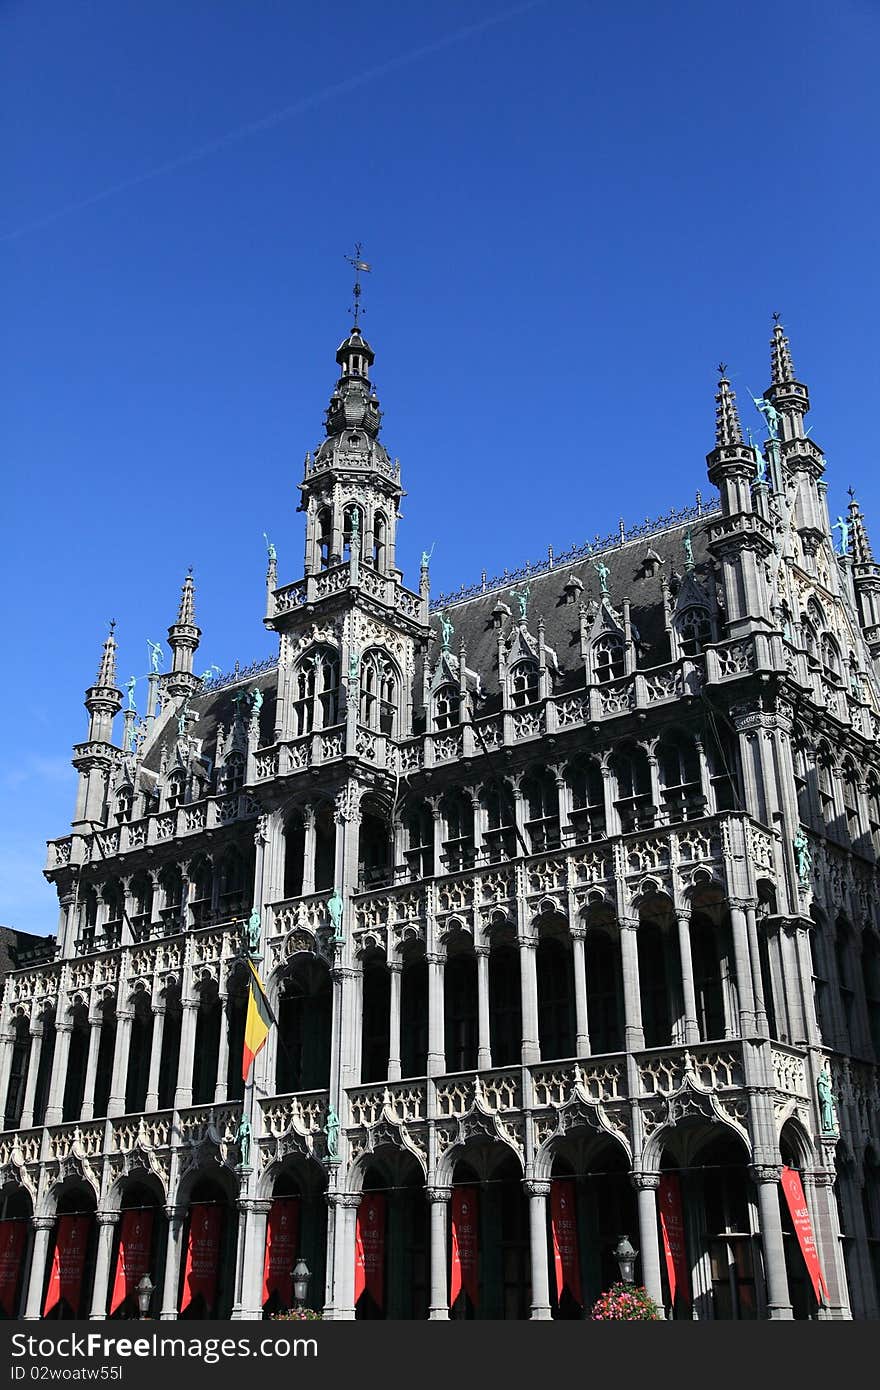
[177,1175,237,1320]
[354,1152,427,1320]
[0,1183,33,1318]
[546,1135,637,1318]
[536,914,575,1062]
[105,1179,165,1320]
[448,1146,528,1320]
[275,955,332,1094]
[262,1160,328,1318]
[42,1183,98,1319]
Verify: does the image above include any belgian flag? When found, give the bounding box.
[242,959,275,1082]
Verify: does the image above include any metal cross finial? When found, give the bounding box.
[345,242,372,326]
[847,485,856,502]
[717,362,727,378]
[109,619,117,636]
[772,311,782,324]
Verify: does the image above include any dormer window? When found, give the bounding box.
[510,659,540,708]
[677,607,712,658]
[115,788,134,824]
[434,684,460,731]
[593,634,625,683]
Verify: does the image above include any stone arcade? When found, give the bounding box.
[2,317,880,1320]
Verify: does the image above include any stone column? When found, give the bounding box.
[745,904,769,1035]
[619,920,645,1051]
[328,1192,361,1320]
[80,1015,104,1121]
[160,1204,187,1319]
[88,1212,118,1319]
[632,1174,664,1311]
[676,911,701,1044]
[144,1006,166,1112]
[386,962,402,1083]
[647,753,664,826]
[108,1008,134,1117]
[427,953,446,1077]
[214,995,230,1103]
[524,1180,552,1319]
[729,901,756,1036]
[301,806,317,896]
[18,1024,43,1131]
[22,1217,54,1320]
[750,1165,793,1319]
[0,1028,15,1121]
[43,1022,72,1126]
[571,929,590,1055]
[234,1198,272,1319]
[174,1002,198,1110]
[519,938,540,1065]
[475,947,492,1069]
[427,1186,451,1320]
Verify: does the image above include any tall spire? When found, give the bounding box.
[95,619,118,688]
[714,365,743,446]
[770,312,796,386]
[177,568,196,625]
[848,490,874,564]
[166,568,202,693]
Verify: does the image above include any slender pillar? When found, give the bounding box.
[745,904,769,1035]
[107,1008,133,1117]
[387,962,402,1082]
[571,930,590,1056]
[427,1186,451,1320]
[729,901,756,1036]
[88,1213,118,1319]
[427,953,445,1077]
[144,1006,166,1112]
[328,1193,360,1320]
[632,1174,664,1311]
[676,911,700,1044]
[174,1002,198,1110]
[519,939,540,1065]
[0,1030,15,1120]
[80,1016,103,1121]
[524,1180,552,1319]
[18,1026,43,1131]
[750,1166,793,1319]
[214,996,230,1103]
[43,1022,72,1126]
[619,921,645,1051]
[475,947,492,1069]
[160,1205,187,1319]
[22,1218,54,1321]
[234,1199,271,1319]
[301,806,317,897]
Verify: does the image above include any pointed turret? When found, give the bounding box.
[764,314,810,441]
[715,369,743,447]
[84,621,123,742]
[164,569,202,699]
[707,366,758,515]
[847,492,880,658]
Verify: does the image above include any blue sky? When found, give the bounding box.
[2,0,878,936]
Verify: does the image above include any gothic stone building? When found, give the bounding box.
[2,319,880,1322]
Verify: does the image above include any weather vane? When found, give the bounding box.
[345,242,372,326]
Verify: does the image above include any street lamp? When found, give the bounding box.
[291,1257,311,1311]
[136,1273,154,1319]
[612,1235,638,1284]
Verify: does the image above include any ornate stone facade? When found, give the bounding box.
[2,319,879,1320]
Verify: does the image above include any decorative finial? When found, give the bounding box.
[717,362,727,378]
[344,242,372,327]
[772,310,781,324]
[714,373,744,447]
[847,485,856,502]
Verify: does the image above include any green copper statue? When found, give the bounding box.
[510,583,531,622]
[816,1069,838,1136]
[752,394,780,441]
[440,611,454,651]
[421,543,435,571]
[251,687,264,716]
[236,1114,251,1168]
[793,829,812,887]
[147,640,163,673]
[327,889,344,942]
[126,676,137,711]
[324,1105,340,1160]
[348,647,359,684]
[263,532,277,564]
[594,558,610,595]
[350,507,360,543]
[232,690,249,720]
[833,515,850,555]
[246,908,261,956]
[683,530,695,570]
[747,428,768,484]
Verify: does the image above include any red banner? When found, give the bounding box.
[354,1193,385,1309]
[43,1215,91,1317]
[179,1204,223,1314]
[109,1209,154,1316]
[0,1221,26,1317]
[781,1166,829,1304]
[262,1198,300,1308]
[550,1179,582,1305]
[659,1174,691,1307]
[450,1186,479,1308]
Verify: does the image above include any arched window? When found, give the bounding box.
[867,773,880,856]
[189,856,213,927]
[219,752,245,795]
[821,633,842,683]
[610,744,654,833]
[862,932,880,1060]
[80,885,99,943]
[793,727,812,825]
[434,684,460,731]
[808,913,831,1044]
[129,874,154,940]
[217,847,250,920]
[593,634,625,683]
[405,801,434,879]
[102,881,123,947]
[293,647,340,735]
[677,607,712,658]
[482,784,516,862]
[835,920,856,1052]
[817,746,836,830]
[801,618,818,664]
[373,512,387,572]
[276,958,332,1094]
[521,769,560,853]
[115,787,134,824]
[565,756,606,842]
[166,772,185,811]
[342,505,361,564]
[706,724,739,813]
[510,659,539,708]
[657,733,703,823]
[316,507,332,570]
[359,650,398,735]
[842,761,861,845]
[159,864,183,931]
[441,790,475,873]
